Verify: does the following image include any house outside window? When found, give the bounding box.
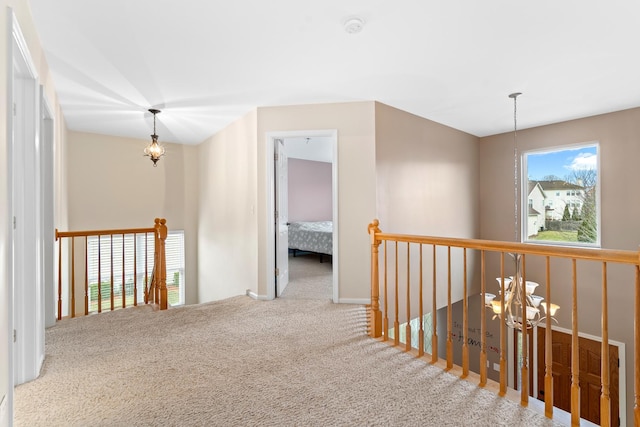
[522,143,600,246]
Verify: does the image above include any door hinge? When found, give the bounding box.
[275,210,278,221]
[13,216,16,230]
[13,103,17,116]
[13,330,16,343]
[274,153,278,161]
[275,268,279,277]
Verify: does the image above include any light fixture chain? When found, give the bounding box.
[509,92,522,243]
[513,96,518,242]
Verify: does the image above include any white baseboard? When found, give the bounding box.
[246,290,271,301]
[0,394,8,427]
[246,289,367,305]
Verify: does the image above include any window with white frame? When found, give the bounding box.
[87,230,185,311]
[523,143,600,246]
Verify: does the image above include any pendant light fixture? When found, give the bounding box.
[144,108,165,167]
[484,92,560,329]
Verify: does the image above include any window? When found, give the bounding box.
[87,230,185,312]
[523,143,599,246]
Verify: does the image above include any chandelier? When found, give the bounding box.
[144,108,165,167]
[484,93,559,329]
[485,255,560,329]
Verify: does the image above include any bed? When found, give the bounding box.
[288,221,333,260]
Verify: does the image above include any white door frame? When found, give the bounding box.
[274,139,289,296]
[7,9,44,393]
[265,130,338,302]
[40,86,56,330]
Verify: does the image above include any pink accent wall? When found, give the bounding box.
[288,158,332,222]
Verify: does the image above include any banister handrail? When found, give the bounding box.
[56,226,156,239]
[368,219,640,426]
[55,218,168,319]
[374,232,638,265]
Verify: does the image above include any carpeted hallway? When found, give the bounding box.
[14,255,563,426]
[280,253,333,300]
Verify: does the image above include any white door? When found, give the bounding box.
[275,139,289,296]
[40,89,56,328]
[10,12,43,387]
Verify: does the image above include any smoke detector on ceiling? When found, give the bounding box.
[344,17,365,34]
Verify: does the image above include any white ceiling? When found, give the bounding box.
[28,1,640,145]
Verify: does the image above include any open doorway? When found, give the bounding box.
[267,130,338,302]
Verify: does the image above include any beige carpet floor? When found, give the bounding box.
[280,253,333,300]
[14,256,563,426]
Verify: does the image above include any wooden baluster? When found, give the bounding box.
[601,262,610,427]
[431,244,438,364]
[479,250,487,387]
[394,241,399,346]
[122,233,126,309]
[367,220,382,338]
[383,240,389,341]
[634,263,639,426]
[405,243,411,352]
[110,234,114,311]
[418,244,424,358]
[158,219,168,310]
[144,232,149,304]
[154,221,159,305]
[98,236,102,313]
[571,258,580,426]
[499,252,507,396]
[55,223,158,316]
[71,237,76,318]
[84,237,88,315]
[149,230,153,304]
[133,233,138,307]
[521,254,529,407]
[154,219,160,306]
[446,246,453,370]
[56,230,62,320]
[461,247,469,378]
[544,256,554,418]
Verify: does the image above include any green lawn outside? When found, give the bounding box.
[88,281,181,312]
[529,230,578,242]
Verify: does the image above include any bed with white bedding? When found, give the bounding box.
[288,221,333,257]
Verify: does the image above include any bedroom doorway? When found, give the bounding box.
[267,130,338,302]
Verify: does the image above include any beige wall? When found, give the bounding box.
[374,102,480,319]
[479,107,640,423]
[66,131,199,304]
[196,110,258,302]
[0,1,67,424]
[375,102,479,237]
[256,102,377,301]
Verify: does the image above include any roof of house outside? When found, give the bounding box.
[528,206,542,216]
[528,181,544,195]
[533,180,584,191]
